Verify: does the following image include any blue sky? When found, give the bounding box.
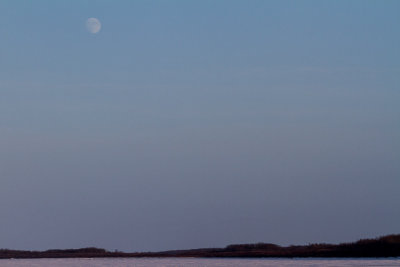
[0,0,399,251]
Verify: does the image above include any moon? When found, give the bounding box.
[86,18,101,34]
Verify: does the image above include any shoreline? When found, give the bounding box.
[1,234,399,259]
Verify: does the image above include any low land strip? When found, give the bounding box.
[1,234,399,259]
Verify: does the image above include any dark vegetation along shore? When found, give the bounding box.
[1,234,399,259]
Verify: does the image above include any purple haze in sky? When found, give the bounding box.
[0,0,399,252]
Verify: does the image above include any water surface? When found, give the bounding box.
[1,258,399,266]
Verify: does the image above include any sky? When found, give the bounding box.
[0,0,399,252]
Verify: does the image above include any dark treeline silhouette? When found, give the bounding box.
[1,234,399,259]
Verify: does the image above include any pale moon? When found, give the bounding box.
[86,18,101,34]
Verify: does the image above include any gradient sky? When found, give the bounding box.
[0,0,399,252]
